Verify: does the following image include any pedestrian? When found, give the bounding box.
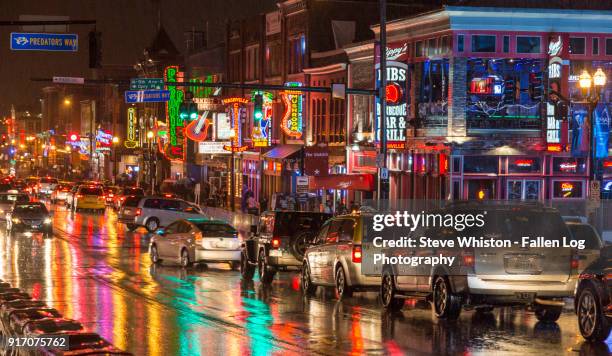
[323,201,332,214]
[194,183,201,205]
[259,196,268,212]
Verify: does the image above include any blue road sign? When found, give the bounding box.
[10,32,78,51]
[124,90,170,103]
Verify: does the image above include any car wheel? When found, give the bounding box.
[577,285,610,341]
[335,266,353,299]
[240,251,255,280]
[145,218,160,232]
[534,304,562,323]
[301,262,316,296]
[258,249,276,284]
[180,248,192,268]
[380,272,404,311]
[126,224,138,232]
[150,244,162,265]
[433,276,462,320]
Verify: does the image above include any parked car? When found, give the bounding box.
[72,185,105,213]
[22,318,83,337]
[112,186,145,210]
[7,307,62,335]
[118,196,206,232]
[6,202,53,236]
[566,221,604,272]
[302,213,381,299]
[35,332,129,355]
[575,244,612,342]
[150,218,241,268]
[241,211,331,284]
[39,176,59,196]
[50,182,73,204]
[379,202,579,322]
[0,193,29,220]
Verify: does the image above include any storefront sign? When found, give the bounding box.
[375,42,408,150]
[251,91,273,147]
[308,174,374,191]
[304,146,329,176]
[125,108,139,148]
[280,82,303,139]
[514,159,533,167]
[266,11,281,35]
[296,176,309,194]
[571,104,589,157]
[553,180,583,198]
[164,66,185,161]
[198,141,231,154]
[546,35,569,146]
[222,97,248,152]
[594,103,610,159]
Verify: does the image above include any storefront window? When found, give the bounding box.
[466,58,543,131]
[508,157,541,173]
[552,157,587,174]
[569,37,586,55]
[463,156,498,174]
[552,180,583,199]
[416,59,449,128]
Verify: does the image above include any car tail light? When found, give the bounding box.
[135,208,142,216]
[352,245,362,263]
[120,197,126,201]
[462,252,475,267]
[76,194,83,198]
[271,236,281,249]
[571,255,580,270]
[108,194,114,197]
[164,194,173,198]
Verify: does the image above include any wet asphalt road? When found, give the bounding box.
[0,203,610,355]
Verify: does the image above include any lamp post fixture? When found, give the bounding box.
[228,130,236,212]
[577,68,607,187]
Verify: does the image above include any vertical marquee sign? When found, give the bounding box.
[164,66,185,160]
[375,42,408,149]
[546,35,569,147]
[222,97,249,152]
[280,82,303,139]
[251,91,273,147]
[125,107,139,148]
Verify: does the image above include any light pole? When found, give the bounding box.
[112,136,119,184]
[147,130,154,195]
[577,68,607,184]
[229,130,236,212]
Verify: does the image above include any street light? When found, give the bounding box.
[63,98,71,106]
[578,67,607,185]
[146,131,154,139]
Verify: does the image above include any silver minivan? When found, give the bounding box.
[118,196,206,232]
[380,203,582,322]
[302,214,380,299]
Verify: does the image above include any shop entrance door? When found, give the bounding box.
[507,180,541,200]
[466,179,496,200]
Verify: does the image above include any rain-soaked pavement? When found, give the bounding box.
[0,203,610,355]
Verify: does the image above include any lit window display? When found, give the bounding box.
[466,58,544,131]
[417,59,449,128]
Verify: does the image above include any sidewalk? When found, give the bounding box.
[200,206,258,232]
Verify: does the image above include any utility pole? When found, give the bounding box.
[378,0,389,201]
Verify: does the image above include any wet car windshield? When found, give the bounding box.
[14,204,47,214]
[80,187,103,195]
[195,223,237,236]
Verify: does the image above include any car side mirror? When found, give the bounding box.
[155,228,165,236]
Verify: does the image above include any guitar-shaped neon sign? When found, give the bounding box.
[184,87,222,142]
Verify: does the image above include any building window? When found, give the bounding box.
[516,36,541,54]
[463,156,498,174]
[351,95,373,142]
[471,35,496,53]
[228,51,241,82]
[416,59,449,128]
[607,39,612,55]
[415,41,423,57]
[440,36,451,54]
[466,58,543,131]
[265,42,281,77]
[245,46,260,81]
[569,37,586,55]
[288,35,305,74]
[427,38,436,56]
[508,157,541,173]
[552,180,584,199]
[457,35,464,52]
[503,36,510,53]
[552,157,587,174]
[592,38,599,55]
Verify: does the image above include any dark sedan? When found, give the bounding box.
[6,202,53,236]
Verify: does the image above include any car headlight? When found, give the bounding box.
[11,218,20,224]
[44,218,52,224]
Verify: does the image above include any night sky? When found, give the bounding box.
[0,0,277,115]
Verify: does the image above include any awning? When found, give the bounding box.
[308,174,374,191]
[262,145,302,160]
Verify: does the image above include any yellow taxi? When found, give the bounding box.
[73,185,106,213]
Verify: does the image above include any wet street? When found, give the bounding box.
[0,203,610,355]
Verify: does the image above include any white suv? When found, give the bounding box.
[118,196,206,232]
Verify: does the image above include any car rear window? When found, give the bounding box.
[0,194,26,203]
[143,199,161,209]
[40,178,58,184]
[123,196,142,207]
[123,187,145,195]
[14,204,47,214]
[79,187,103,195]
[568,224,602,249]
[196,223,237,236]
[272,212,331,237]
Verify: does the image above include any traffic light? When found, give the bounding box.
[89,31,102,68]
[180,102,198,121]
[69,133,79,142]
[253,94,263,120]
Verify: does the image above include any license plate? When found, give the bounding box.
[504,254,542,274]
[215,241,228,248]
[269,250,282,257]
[514,292,536,301]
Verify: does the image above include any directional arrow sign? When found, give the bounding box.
[124,90,170,103]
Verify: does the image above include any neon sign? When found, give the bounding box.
[222,97,248,152]
[125,108,138,148]
[164,66,185,161]
[559,162,577,172]
[280,82,303,139]
[375,43,407,149]
[514,159,533,167]
[251,91,273,147]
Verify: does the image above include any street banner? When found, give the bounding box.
[304,146,329,176]
[594,103,610,159]
[10,32,78,51]
[570,104,589,158]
